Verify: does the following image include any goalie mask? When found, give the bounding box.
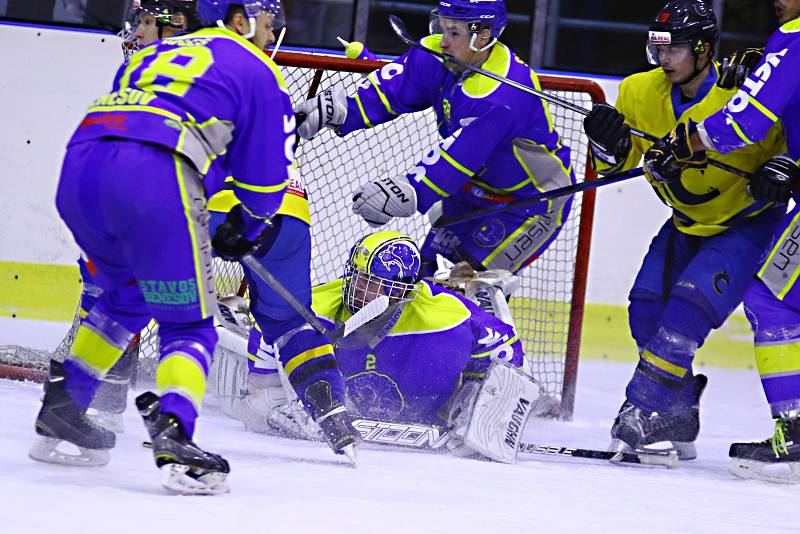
[119,0,197,61]
[430,0,507,52]
[343,231,422,314]
[646,0,718,67]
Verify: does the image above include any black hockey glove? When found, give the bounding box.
[748,155,800,205]
[716,48,764,90]
[584,103,632,167]
[643,122,706,185]
[211,205,272,261]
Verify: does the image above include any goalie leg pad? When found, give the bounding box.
[462,362,541,463]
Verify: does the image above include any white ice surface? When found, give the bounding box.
[0,318,793,534]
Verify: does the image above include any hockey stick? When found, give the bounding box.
[433,166,644,227]
[241,255,391,339]
[352,418,679,468]
[242,254,330,336]
[388,15,749,180]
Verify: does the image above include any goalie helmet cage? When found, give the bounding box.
[0,51,603,420]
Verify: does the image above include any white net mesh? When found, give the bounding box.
[0,52,602,417]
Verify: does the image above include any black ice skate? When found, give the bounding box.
[29,360,116,467]
[728,417,800,484]
[136,391,230,495]
[609,374,707,461]
[304,380,360,464]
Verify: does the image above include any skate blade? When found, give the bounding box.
[729,459,800,485]
[29,437,110,467]
[160,464,230,495]
[608,439,695,461]
[607,439,679,468]
[340,444,358,467]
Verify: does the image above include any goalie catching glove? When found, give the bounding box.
[352,175,417,227]
[643,121,706,185]
[211,204,272,261]
[748,155,800,205]
[294,88,348,140]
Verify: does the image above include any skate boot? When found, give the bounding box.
[136,392,230,495]
[87,346,138,433]
[728,416,800,484]
[304,380,360,464]
[609,374,707,460]
[29,360,116,466]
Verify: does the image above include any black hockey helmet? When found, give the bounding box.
[137,0,198,30]
[647,0,718,64]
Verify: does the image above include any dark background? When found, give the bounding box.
[0,0,783,76]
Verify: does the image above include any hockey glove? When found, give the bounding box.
[584,103,632,167]
[294,88,348,140]
[748,155,800,204]
[716,47,764,90]
[211,205,271,261]
[352,175,418,227]
[643,122,707,185]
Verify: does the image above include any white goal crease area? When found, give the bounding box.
[0,51,605,420]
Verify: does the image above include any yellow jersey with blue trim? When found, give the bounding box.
[599,65,786,236]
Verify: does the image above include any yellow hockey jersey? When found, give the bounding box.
[597,65,786,236]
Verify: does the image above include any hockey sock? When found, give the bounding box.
[64,307,136,410]
[276,327,345,412]
[628,294,664,351]
[626,297,713,414]
[155,318,216,438]
[746,280,800,416]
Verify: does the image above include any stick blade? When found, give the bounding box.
[388,15,413,45]
[343,295,390,338]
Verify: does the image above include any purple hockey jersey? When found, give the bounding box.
[338,35,575,215]
[700,19,800,160]
[67,27,296,222]
[312,279,525,425]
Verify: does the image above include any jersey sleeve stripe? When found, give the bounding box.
[441,150,475,177]
[367,73,399,116]
[354,92,376,128]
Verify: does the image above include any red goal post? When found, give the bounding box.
[0,50,605,420]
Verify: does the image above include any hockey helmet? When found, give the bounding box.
[430,0,507,52]
[119,0,197,61]
[196,0,281,28]
[342,231,421,313]
[647,0,718,65]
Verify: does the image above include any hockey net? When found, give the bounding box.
[0,51,603,419]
